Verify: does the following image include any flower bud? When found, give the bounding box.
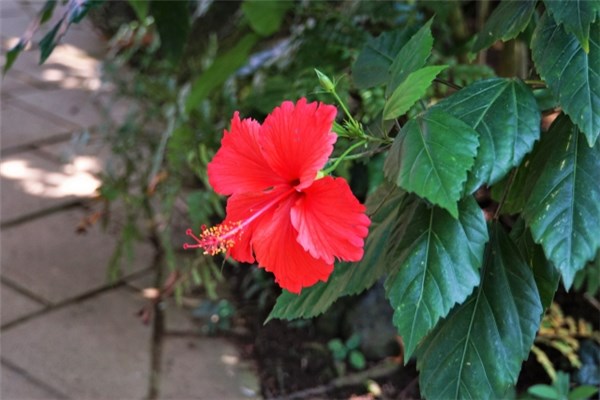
[315,69,335,92]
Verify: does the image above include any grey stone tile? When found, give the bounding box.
[160,337,261,399]
[0,363,67,400]
[1,208,154,303]
[60,21,106,59]
[0,11,30,39]
[0,73,39,94]
[1,288,151,399]
[0,283,45,325]
[0,101,74,149]
[127,272,201,333]
[0,151,100,222]
[36,135,111,176]
[0,0,24,18]
[0,47,99,93]
[12,87,105,129]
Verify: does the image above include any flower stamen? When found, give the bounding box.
[184,187,297,256]
[183,222,242,255]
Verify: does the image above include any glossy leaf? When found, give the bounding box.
[3,41,25,75]
[385,195,487,359]
[532,14,600,146]
[383,65,447,120]
[434,78,541,194]
[523,114,600,288]
[543,0,600,52]
[185,34,258,112]
[384,108,479,218]
[352,27,419,89]
[39,22,62,63]
[2,0,57,74]
[387,19,434,95]
[472,0,537,53]
[151,0,191,64]
[38,0,104,64]
[511,219,560,310]
[241,0,291,36]
[416,223,543,400]
[267,185,407,321]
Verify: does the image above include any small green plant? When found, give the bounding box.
[327,334,367,376]
[527,371,599,400]
[192,299,235,335]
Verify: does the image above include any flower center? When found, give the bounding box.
[183,222,242,255]
[184,186,296,255]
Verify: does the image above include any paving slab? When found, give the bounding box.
[0,9,31,39]
[1,288,151,399]
[0,100,75,149]
[0,0,24,18]
[2,30,104,88]
[126,271,203,333]
[11,87,105,129]
[0,362,68,400]
[36,135,111,176]
[0,72,39,94]
[0,151,100,223]
[0,283,45,326]
[1,208,154,304]
[160,337,261,399]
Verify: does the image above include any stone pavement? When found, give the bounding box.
[0,1,260,399]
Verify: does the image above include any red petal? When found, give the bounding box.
[291,176,371,264]
[260,98,337,189]
[253,193,333,293]
[208,112,284,195]
[223,185,291,263]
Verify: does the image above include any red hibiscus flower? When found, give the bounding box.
[184,98,370,293]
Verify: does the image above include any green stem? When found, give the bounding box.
[524,79,546,87]
[323,140,366,175]
[331,90,353,123]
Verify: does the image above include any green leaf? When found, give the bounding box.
[267,185,407,321]
[416,223,543,400]
[528,384,560,400]
[39,0,58,24]
[128,0,149,21]
[383,65,448,120]
[185,34,258,112]
[3,41,25,75]
[543,0,600,53]
[241,0,290,36]
[352,26,419,89]
[569,385,600,400]
[38,0,104,64]
[387,18,434,96]
[384,108,479,218]
[385,195,488,359]
[523,114,600,288]
[348,350,366,370]
[532,14,600,146]
[150,0,191,64]
[471,0,537,53]
[38,22,62,64]
[573,251,600,296]
[490,153,534,215]
[511,219,560,310]
[434,78,541,194]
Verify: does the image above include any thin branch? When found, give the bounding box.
[434,77,463,91]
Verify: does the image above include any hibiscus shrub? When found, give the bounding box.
[9,0,599,399]
[205,2,596,399]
